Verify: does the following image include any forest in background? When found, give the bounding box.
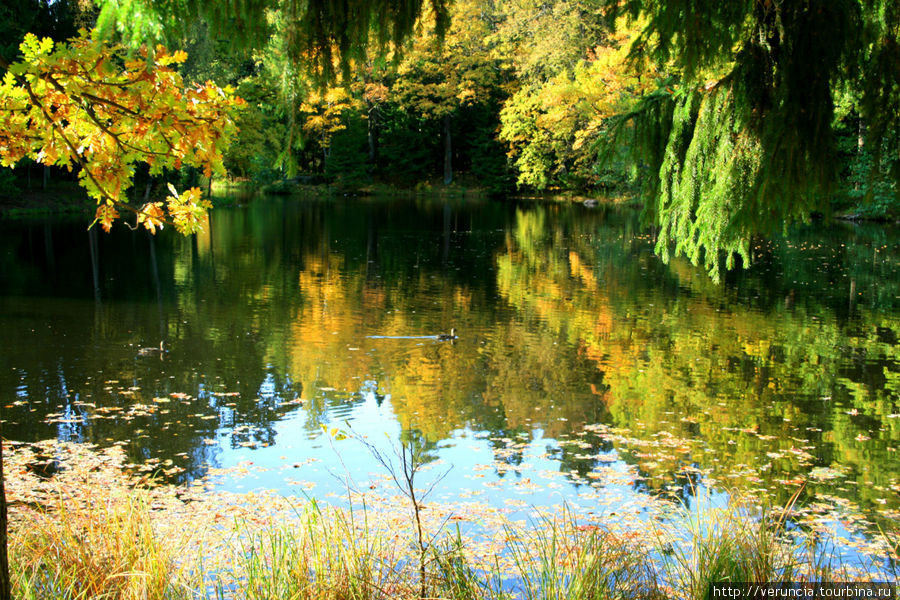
[2,0,896,209]
[2,0,900,284]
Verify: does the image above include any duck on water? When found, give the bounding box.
[137,341,166,357]
[367,328,457,341]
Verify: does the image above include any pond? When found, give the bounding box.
[2,193,899,564]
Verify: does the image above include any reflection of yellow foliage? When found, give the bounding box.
[170,204,900,515]
[274,234,611,441]
[194,213,212,256]
[495,206,900,508]
[252,247,484,441]
[454,288,473,311]
[568,251,596,288]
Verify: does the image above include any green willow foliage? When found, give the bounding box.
[95,0,449,78]
[608,0,899,280]
[858,1,900,181]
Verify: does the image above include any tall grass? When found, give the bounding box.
[11,486,187,600]
[6,448,888,600]
[433,512,664,600]
[501,513,662,600]
[214,498,416,600]
[657,489,856,599]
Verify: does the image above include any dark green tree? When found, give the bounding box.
[0,0,89,64]
[606,0,900,280]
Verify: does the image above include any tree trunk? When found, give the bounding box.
[858,116,866,155]
[89,226,101,303]
[367,102,379,167]
[854,116,866,191]
[42,164,49,190]
[443,113,452,185]
[0,418,11,600]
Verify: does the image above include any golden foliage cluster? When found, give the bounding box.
[0,31,243,233]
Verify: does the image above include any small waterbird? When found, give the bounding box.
[137,341,165,356]
[437,328,457,341]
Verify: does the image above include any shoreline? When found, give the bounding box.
[6,439,895,599]
[2,181,891,224]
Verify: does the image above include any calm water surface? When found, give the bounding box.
[2,194,899,548]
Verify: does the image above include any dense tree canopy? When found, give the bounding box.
[1,0,899,278]
[93,0,450,79]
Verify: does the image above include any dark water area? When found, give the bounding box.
[2,194,899,551]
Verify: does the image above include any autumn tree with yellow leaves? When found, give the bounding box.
[0,32,243,233]
[0,28,244,598]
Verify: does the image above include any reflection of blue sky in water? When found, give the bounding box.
[203,389,879,574]
[205,378,644,508]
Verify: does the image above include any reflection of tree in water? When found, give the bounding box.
[398,428,440,467]
[485,424,528,478]
[0,214,291,483]
[495,203,900,521]
[3,198,900,531]
[553,430,617,485]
